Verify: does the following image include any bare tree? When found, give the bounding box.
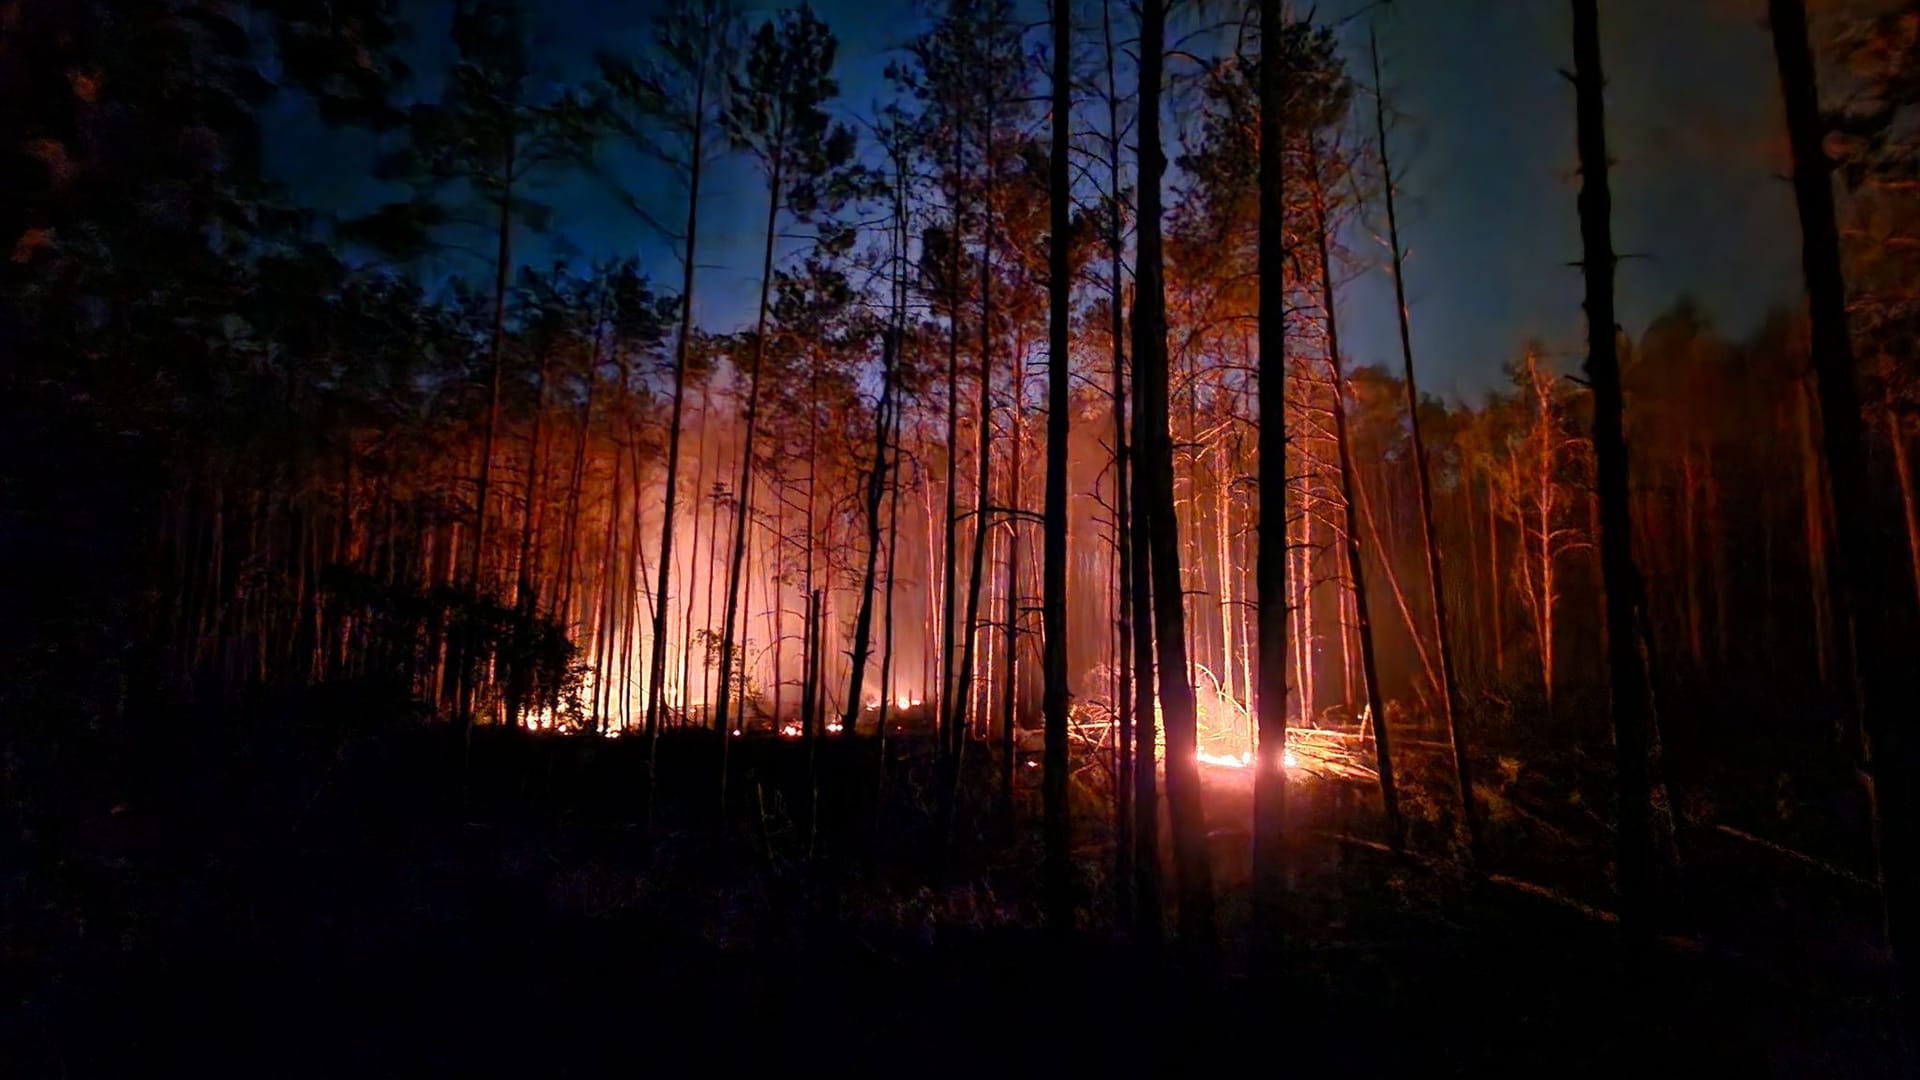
[1769,0,1918,1005]
[1571,0,1658,938]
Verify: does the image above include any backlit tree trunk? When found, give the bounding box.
[1252,0,1290,934]
[1042,0,1073,930]
[1310,135,1402,849]
[1573,0,1659,939]
[1771,0,1918,1007]
[1138,0,1216,949]
[1372,25,1478,859]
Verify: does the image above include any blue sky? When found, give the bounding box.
[266,0,1802,400]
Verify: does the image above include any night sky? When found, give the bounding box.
[266,0,1801,400]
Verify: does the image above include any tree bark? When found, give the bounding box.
[713,131,785,743]
[1253,0,1292,931]
[646,40,712,750]
[1309,136,1402,849]
[1372,25,1479,860]
[844,141,908,737]
[1137,0,1216,950]
[1042,0,1074,932]
[1103,0,1136,930]
[1573,0,1659,940]
[1771,0,1919,1007]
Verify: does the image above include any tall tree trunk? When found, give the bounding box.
[1000,359,1024,826]
[1372,26,1479,860]
[646,49,712,750]
[714,137,785,742]
[1137,0,1216,949]
[1771,0,1919,1005]
[1682,449,1704,669]
[948,78,999,820]
[1487,469,1504,677]
[1310,136,1402,849]
[1102,0,1138,932]
[680,381,712,719]
[459,138,517,731]
[1042,0,1074,931]
[1889,413,1920,618]
[844,304,899,735]
[937,136,968,842]
[1799,378,1837,686]
[505,335,552,730]
[1252,0,1292,931]
[1573,0,1659,939]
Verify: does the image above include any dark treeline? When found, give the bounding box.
[5,0,1920,1067]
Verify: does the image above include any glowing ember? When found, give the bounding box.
[779,721,802,738]
[825,721,844,734]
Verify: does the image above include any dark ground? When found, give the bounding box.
[3,696,1910,1078]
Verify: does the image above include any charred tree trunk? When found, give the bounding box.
[844,214,903,736]
[1310,136,1402,849]
[1771,0,1919,1004]
[646,47,712,751]
[1101,0,1139,933]
[458,137,517,732]
[1890,412,1920,618]
[714,139,785,745]
[1253,0,1292,931]
[999,368,1023,827]
[1131,316,1164,948]
[1573,0,1659,939]
[1042,0,1074,932]
[937,138,968,848]
[1137,0,1216,950]
[1372,26,1479,860]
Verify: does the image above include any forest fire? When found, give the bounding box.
[17,0,1920,1067]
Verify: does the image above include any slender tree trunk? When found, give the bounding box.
[1131,314,1164,948]
[681,381,712,718]
[1886,412,1920,622]
[1216,441,1236,711]
[504,336,551,730]
[1253,0,1292,931]
[1137,0,1215,949]
[646,52,712,751]
[999,492,1020,823]
[1042,0,1074,931]
[844,323,898,736]
[1101,0,1137,931]
[459,138,517,730]
[1372,26,1479,859]
[1771,0,1919,1005]
[1799,378,1837,686]
[714,138,785,742]
[878,394,905,768]
[1310,136,1402,848]
[1573,0,1659,939]
[1298,477,1317,728]
[1682,449,1704,669]
[947,82,999,825]
[557,295,604,635]
[937,137,968,840]
[1487,469,1504,676]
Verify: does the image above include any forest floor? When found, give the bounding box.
[3,697,1911,1077]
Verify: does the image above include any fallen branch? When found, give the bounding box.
[1708,823,1876,889]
